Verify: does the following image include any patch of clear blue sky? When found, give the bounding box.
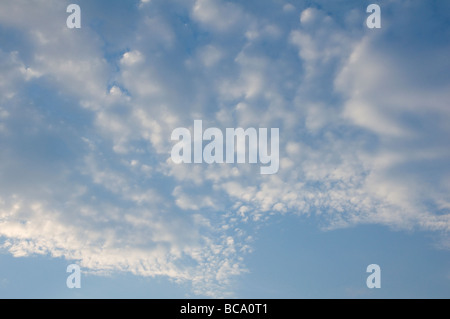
[240,215,450,298]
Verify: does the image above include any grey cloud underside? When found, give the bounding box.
[0,0,449,296]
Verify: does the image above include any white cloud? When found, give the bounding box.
[191,0,245,32]
[300,8,319,25]
[121,51,145,66]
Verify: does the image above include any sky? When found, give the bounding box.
[0,0,449,298]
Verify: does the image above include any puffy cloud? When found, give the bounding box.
[120,50,145,66]
[191,0,245,32]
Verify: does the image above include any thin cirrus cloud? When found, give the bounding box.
[0,0,449,297]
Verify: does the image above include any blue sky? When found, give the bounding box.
[0,0,449,298]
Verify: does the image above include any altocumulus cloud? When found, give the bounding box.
[0,0,449,296]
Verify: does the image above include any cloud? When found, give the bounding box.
[191,0,245,32]
[120,50,145,66]
[0,0,449,297]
